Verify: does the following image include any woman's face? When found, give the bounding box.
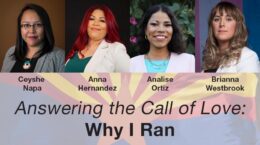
[21,10,44,48]
[145,11,173,49]
[87,9,107,41]
[212,10,237,45]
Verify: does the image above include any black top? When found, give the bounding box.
[11,57,39,72]
[204,68,218,72]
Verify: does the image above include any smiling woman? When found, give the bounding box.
[65,5,130,72]
[1,3,65,72]
[130,4,195,73]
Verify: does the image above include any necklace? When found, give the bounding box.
[146,54,170,69]
[23,59,32,70]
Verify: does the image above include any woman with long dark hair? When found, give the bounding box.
[130,4,195,73]
[1,3,64,72]
[65,5,130,72]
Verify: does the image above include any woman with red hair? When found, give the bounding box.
[65,5,130,72]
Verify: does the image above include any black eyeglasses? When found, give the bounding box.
[21,23,43,30]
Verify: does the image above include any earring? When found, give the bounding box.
[145,35,147,40]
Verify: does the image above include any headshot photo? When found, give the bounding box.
[0,0,65,72]
[129,0,195,73]
[65,0,130,72]
[197,0,260,72]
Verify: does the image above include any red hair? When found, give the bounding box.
[66,5,121,61]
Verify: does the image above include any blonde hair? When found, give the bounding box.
[203,1,248,70]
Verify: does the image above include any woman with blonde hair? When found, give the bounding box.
[203,1,260,72]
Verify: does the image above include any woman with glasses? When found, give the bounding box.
[1,3,64,72]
